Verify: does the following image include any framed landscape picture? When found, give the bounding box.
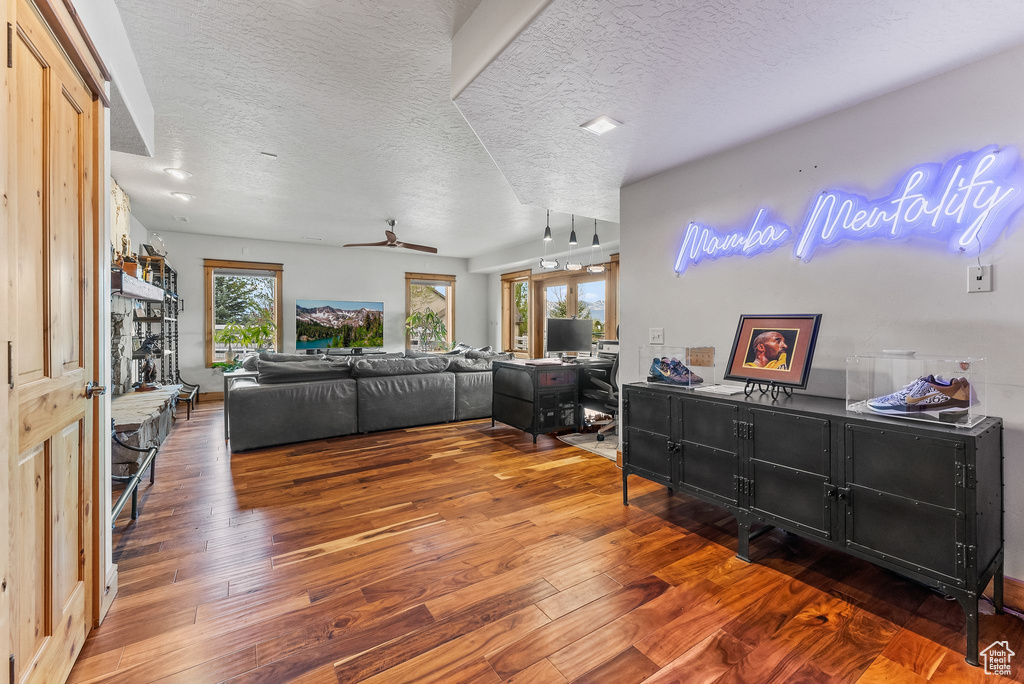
[724,314,822,389]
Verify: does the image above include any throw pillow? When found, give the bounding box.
[259,351,325,363]
[351,357,450,377]
[257,359,353,384]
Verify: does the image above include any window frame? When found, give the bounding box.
[500,269,532,357]
[529,254,618,358]
[404,272,456,351]
[204,259,284,367]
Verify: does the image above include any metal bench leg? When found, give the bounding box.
[131,486,138,520]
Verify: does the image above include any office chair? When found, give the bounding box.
[582,354,618,441]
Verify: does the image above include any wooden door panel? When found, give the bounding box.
[14,29,47,385]
[14,442,47,674]
[51,421,83,618]
[53,86,84,373]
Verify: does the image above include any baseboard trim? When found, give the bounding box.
[985,574,1024,614]
[198,392,224,402]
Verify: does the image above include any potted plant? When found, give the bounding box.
[212,311,277,372]
[405,310,449,352]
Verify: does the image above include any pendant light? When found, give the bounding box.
[565,214,583,271]
[539,209,558,269]
[587,218,606,273]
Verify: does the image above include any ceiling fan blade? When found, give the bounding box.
[397,242,438,254]
[385,230,398,243]
[342,240,390,248]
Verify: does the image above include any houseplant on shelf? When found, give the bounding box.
[405,309,449,352]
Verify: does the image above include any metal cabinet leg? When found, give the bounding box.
[736,516,751,562]
[955,593,980,666]
[994,562,1005,614]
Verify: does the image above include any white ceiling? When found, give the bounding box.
[454,0,1024,222]
[110,0,599,259]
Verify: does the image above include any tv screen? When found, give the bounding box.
[547,317,593,354]
[296,300,384,349]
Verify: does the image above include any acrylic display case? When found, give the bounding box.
[640,346,715,388]
[846,352,986,428]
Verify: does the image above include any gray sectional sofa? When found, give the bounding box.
[227,351,509,451]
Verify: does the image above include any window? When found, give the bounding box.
[529,254,618,358]
[204,259,283,366]
[405,272,456,351]
[500,269,531,355]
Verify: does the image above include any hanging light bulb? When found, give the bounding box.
[543,209,552,241]
[587,219,606,273]
[568,215,578,246]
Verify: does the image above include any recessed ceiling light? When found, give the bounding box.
[170,192,194,201]
[580,115,622,135]
[172,215,190,222]
[260,151,278,159]
[164,168,192,179]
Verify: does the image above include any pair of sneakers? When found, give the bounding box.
[867,374,974,414]
[649,357,704,386]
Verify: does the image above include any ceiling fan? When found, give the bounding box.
[343,219,438,254]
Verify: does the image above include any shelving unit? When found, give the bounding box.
[122,257,200,414]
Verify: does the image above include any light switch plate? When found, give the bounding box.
[649,327,665,345]
[968,265,992,293]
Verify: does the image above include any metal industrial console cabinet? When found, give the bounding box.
[492,360,582,442]
[621,382,1004,667]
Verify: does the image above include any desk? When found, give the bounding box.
[491,360,582,442]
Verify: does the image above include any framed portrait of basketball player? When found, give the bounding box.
[724,314,822,389]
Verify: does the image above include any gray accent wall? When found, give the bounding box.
[620,45,1024,579]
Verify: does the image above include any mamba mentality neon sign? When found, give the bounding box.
[674,146,1024,275]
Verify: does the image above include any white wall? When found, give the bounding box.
[148,231,490,392]
[621,45,1024,579]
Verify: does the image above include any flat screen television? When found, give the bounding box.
[296,299,384,349]
[546,317,593,354]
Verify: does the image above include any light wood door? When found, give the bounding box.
[7,0,99,681]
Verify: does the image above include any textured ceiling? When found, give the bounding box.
[454,0,1024,222]
[110,0,576,258]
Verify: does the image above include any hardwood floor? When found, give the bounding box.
[70,402,1023,683]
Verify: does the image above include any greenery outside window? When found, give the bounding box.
[405,272,456,351]
[204,259,284,367]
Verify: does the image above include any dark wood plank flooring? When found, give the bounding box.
[70,402,1023,683]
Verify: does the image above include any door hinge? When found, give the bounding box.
[7,23,11,68]
[955,542,977,569]
[733,420,753,440]
[7,341,12,389]
[734,476,753,497]
[955,462,976,489]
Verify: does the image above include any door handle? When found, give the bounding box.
[85,381,107,399]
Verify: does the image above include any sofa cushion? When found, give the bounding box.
[465,350,513,361]
[229,378,357,451]
[455,372,492,420]
[449,357,497,373]
[257,359,353,384]
[259,351,324,363]
[356,373,455,431]
[403,349,433,358]
[351,357,449,377]
[240,353,260,372]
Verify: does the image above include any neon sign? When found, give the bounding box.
[674,146,1024,275]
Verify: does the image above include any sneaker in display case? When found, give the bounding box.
[640,346,715,388]
[847,352,985,427]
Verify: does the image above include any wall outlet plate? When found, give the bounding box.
[968,265,992,293]
[649,327,665,345]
